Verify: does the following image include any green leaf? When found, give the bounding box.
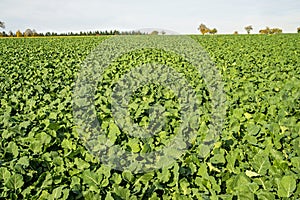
[179,178,191,195]
[61,139,76,150]
[247,123,260,135]
[49,112,58,119]
[61,188,70,200]
[30,141,43,154]
[17,156,30,167]
[210,153,226,164]
[105,192,114,200]
[251,152,270,175]
[122,170,134,183]
[113,185,130,199]
[157,167,171,183]
[7,141,19,158]
[256,190,275,200]
[127,138,140,153]
[35,132,52,145]
[38,190,51,200]
[83,191,101,200]
[138,172,154,184]
[5,173,24,190]
[0,167,11,181]
[51,186,64,199]
[245,170,260,178]
[70,176,81,190]
[111,173,122,184]
[108,123,120,143]
[81,170,102,189]
[74,158,90,170]
[97,164,111,178]
[2,130,14,139]
[41,172,53,189]
[277,175,296,197]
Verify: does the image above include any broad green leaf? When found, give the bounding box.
[111,173,122,184]
[127,138,140,153]
[210,153,226,164]
[108,123,120,143]
[113,185,130,199]
[61,139,76,150]
[35,132,52,145]
[16,156,30,167]
[41,172,53,189]
[51,186,64,199]
[157,167,171,183]
[277,175,296,197]
[251,152,270,175]
[5,173,24,190]
[247,123,260,135]
[122,170,134,182]
[7,141,19,158]
[256,190,275,200]
[105,192,114,200]
[83,191,101,200]
[81,170,102,188]
[138,172,154,184]
[179,178,190,195]
[38,190,51,200]
[30,141,43,154]
[74,158,90,170]
[0,167,11,181]
[49,112,58,119]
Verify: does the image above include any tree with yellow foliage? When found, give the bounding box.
[209,28,218,35]
[16,30,23,37]
[198,24,210,35]
[259,27,282,34]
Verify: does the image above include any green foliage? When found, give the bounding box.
[277,176,297,197]
[0,34,300,199]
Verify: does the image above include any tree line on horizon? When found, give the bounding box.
[0,21,300,37]
[198,23,300,35]
[0,21,160,37]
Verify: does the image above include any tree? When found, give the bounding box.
[259,29,267,34]
[259,27,270,34]
[161,30,166,35]
[209,28,217,35]
[271,28,282,34]
[0,21,5,29]
[16,30,22,37]
[24,29,33,37]
[8,31,14,37]
[198,24,210,35]
[150,30,159,35]
[234,31,238,35]
[32,29,38,37]
[297,27,300,33]
[244,25,253,34]
[259,27,282,34]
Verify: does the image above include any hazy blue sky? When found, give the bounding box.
[1,0,299,34]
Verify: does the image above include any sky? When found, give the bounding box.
[1,0,299,34]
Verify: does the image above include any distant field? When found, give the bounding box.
[0,34,299,199]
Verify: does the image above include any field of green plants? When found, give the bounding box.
[0,34,299,199]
